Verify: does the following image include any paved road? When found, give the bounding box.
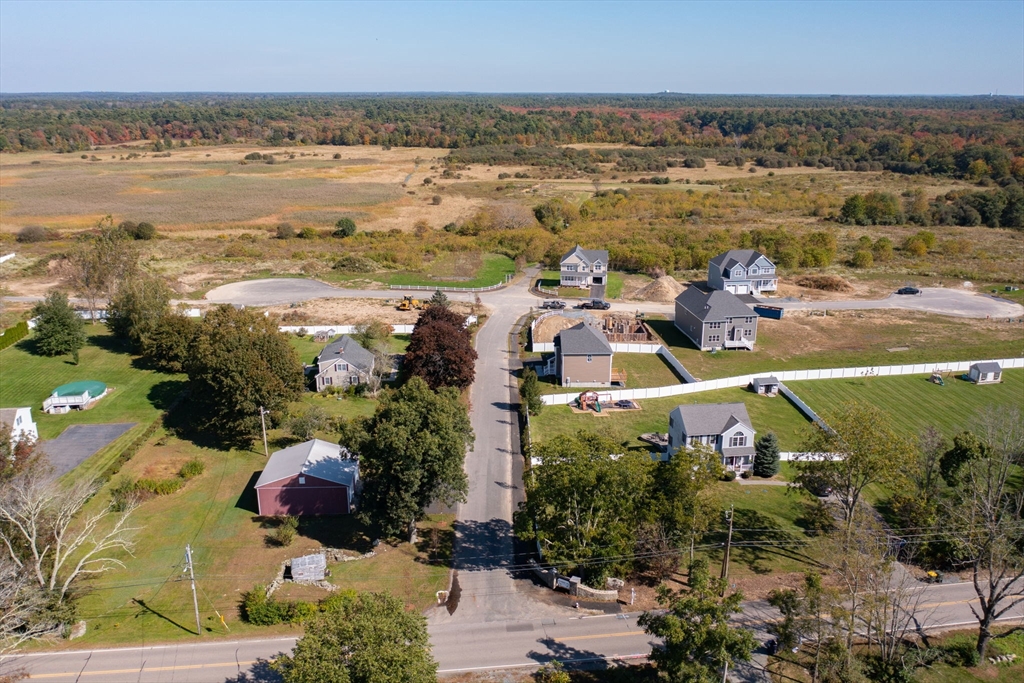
[5,581,1022,681]
[768,288,1024,319]
[41,423,136,476]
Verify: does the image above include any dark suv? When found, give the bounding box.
[578,299,611,310]
[896,286,921,295]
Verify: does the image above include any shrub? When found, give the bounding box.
[290,601,318,623]
[851,250,874,268]
[298,227,318,239]
[423,177,432,185]
[683,156,706,168]
[903,237,928,257]
[333,254,377,272]
[135,477,184,496]
[333,217,357,237]
[497,172,510,179]
[241,586,289,625]
[276,223,295,239]
[271,525,296,547]
[133,222,156,240]
[244,152,263,161]
[178,458,205,480]
[431,195,442,205]
[0,321,29,351]
[722,470,737,482]
[333,153,342,159]
[16,225,50,243]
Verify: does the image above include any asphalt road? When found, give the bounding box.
[5,582,1022,681]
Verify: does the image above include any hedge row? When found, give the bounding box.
[97,391,187,486]
[0,321,29,351]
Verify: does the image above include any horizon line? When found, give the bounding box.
[2,91,1021,98]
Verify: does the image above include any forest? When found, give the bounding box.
[2,94,1022,183]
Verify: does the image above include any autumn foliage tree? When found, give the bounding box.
[401,306,477,390]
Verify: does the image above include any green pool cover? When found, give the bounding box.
[52,380,107,398]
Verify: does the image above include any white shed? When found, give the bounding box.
[968,362,1002,385]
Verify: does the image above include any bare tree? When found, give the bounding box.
[66,219,138,322]
[0,555,50,654]
[367,347,395,397]
[944,408,1024,659]
[0,476,139,604]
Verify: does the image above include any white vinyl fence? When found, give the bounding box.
[540,357,1024,406]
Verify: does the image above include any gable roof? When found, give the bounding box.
[316,335,374,372]
[669,402,754,436]
[709,249,772,270]
[751,376,780,390]
[675,286,755,321]
[255,439,359,488]
[561,244,609,266]
[556,322,613,356]
[0,408,23,425]
[971,361,1002,373]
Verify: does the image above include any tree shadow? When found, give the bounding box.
[132,598,196,635]
[222,658,283,683]
[451,518,521,571]
[527,635,641,670]
[705,508,813,574]
[491,401,515,412]
[88,331,135,356]
[146,379,188,410]
[298,515,373,554]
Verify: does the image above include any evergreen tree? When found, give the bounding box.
[753,431,781,477]
[518,367,543,416]
[427,289,450,308]
[31,292,86,363]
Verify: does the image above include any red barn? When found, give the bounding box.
[254,439,360,516]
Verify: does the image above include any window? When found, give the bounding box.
[298,476,306,485]
[708,322,722,329]
[15,416,22,426]
[336,362,348,371]
[563,275,575,282]
[593,264,602,271]
[689,436,701,446]
[324,376,332,385]
[728,432,746,448]
[746,328,754,336]
[708,334,721,343]
[564,264,577,272]
[749,266,758,275]
[586,354,593,363]
[669,416,675,428]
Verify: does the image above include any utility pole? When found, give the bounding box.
[258,406,270,457]
[720,505,734,595]
[184,544,201,636]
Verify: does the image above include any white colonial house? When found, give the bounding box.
[0,407,38,445]
[708,249,778,295]
[560,245,609,288]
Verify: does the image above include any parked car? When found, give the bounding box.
[578,299,611,310]
[896,286,921,295]
[803,476,834,497]
[539,300,566,310]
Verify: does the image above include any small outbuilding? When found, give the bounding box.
[968,362,1002,385]
[255,439,360,516]
[750,376,781,396]
[42,381,108,414]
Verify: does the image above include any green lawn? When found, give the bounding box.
[537,270,624,299]
[0,327,185,440]
[530,387,813,451]
[646,317,1024,382]
[538,352,683,395]
[288,333,410,365]
[789,369,1024,438]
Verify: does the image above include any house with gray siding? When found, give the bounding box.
[667,402,756,473]
[555,322,616,387]
[312,336,375,391]
[560,245,609,288]
[968,362,1002,384]
[674,286,758,351]
[708,249,777,295]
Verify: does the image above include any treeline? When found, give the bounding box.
[839,186,1024,229]
[2,95,1021,182]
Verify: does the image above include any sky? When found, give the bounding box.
[1,0,1021,95]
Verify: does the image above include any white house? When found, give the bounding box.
[708,250,778,295]
[0,407,38,445]
[560,245,609,288]
[667,402,756,473]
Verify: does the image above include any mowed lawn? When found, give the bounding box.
[530,386,812,451]
[288,333,410,365]
[537,270,624,299]
[789,369,1024,438]
[66,430,450,648]
[0,327,184,440]
[538,352,683,395]
[646,316,1023,381]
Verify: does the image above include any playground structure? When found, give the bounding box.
[571,391,640,413]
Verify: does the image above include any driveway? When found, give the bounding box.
[766,288,1024,319]
[41,423,136,476]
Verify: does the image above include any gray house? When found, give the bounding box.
[555,322,616,387]
[708,250,778,295]
[968,362,1002,384]
[667,402,756,473]
[560,245,609,288]
[674,286,758,351]
[312,336,375,391]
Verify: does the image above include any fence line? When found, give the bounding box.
[279,315,477,337]
[778,383,826,428]
[389,274,512,293]
[540,357,1024,405]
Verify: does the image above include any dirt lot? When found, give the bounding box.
[264,297,478,326]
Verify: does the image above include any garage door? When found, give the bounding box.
[726,285,749,294]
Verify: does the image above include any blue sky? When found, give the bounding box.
[1,0,1021,94]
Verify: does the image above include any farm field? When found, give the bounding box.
[59,429,450,649]
[789,369,1024,438]
[529,386,812,451]
[0,327,184,440]
[646,312,1023,382]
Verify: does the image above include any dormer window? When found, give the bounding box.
[728,432,747,448]
[749,267,758,275]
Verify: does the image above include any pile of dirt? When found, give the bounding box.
[792,274,852,292]
[632,275,685,302]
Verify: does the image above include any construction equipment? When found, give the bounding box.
[397,296,424,311]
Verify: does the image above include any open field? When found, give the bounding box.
[0,327,184,440]
[529,386,812,451]
[647,310,1023,382]
[790,369,1024,438]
